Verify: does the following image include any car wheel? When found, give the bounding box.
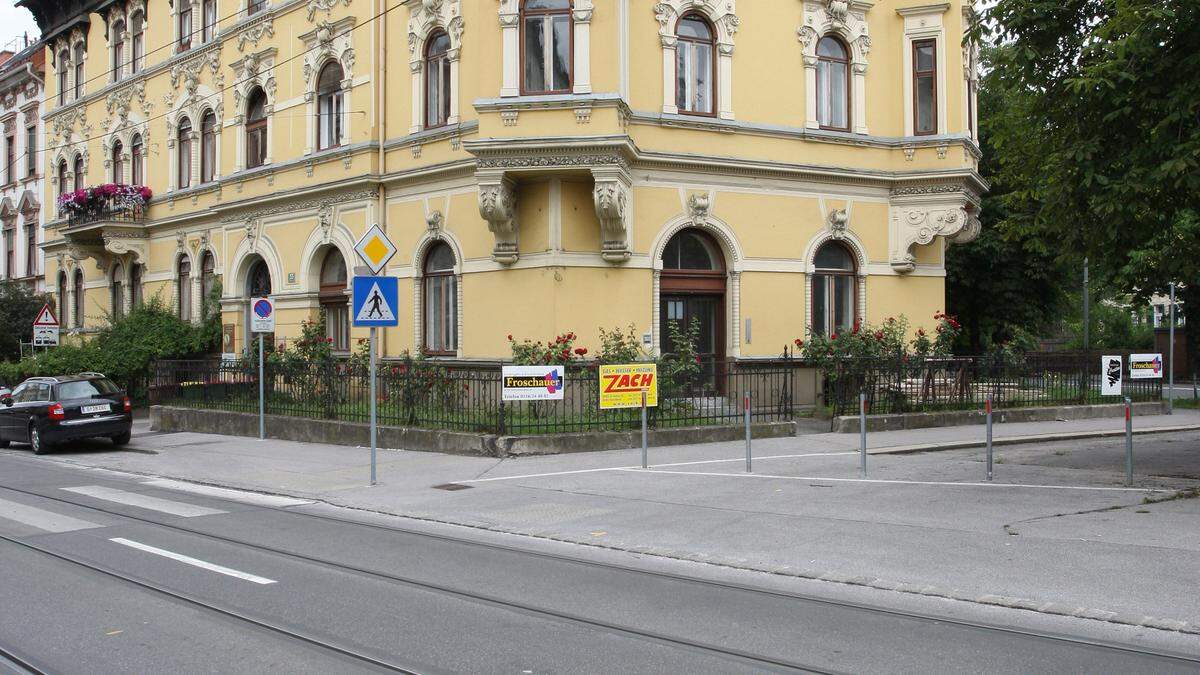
[29,425,51,455]
[111,431,132,446]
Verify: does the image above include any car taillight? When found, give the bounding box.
[122,396,132,413]
[48,403,65,420]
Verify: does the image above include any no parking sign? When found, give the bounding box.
[250,297,275,333]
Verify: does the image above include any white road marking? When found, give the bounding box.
[62,486,226,517]
[461,452,856,484]
[616,468,1171,493]
[0,497,103,533]
[139,480,314,508]
[109,538,277,585]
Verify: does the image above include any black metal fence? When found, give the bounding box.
[149,359,804,435]
[825,352,1163,416]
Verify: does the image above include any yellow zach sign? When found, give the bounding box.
[354,224,398,275]
[599,364,658,410]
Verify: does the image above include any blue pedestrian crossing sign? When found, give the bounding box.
[353,276,399,328]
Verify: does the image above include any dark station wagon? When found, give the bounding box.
[0,374,133,454]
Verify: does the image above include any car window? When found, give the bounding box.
[32,383,51,402]
[8,383,26,401]
[58,379,119,400]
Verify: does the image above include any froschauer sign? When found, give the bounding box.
[1129,353,1164,379]
[502,366,565,401]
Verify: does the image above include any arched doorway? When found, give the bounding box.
[660,229,726,388]
[244,257,272,352]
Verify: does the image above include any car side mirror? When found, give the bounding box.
[1,396,12,407]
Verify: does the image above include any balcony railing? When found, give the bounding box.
[66,203,146,229]
[58,184,153,230]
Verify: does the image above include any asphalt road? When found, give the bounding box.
[0,452,1197,674]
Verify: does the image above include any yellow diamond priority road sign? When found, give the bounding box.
[354,224,397,275]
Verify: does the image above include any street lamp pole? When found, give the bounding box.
[1082,257,1090,351]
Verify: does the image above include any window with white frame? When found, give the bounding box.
[112,19,126,82]
[521,0,572,94]
[675,15,715,116]
[316,63,344,149]
[424,32,451,129]
[200,111,217,183]
[177,116,193,188]
[130,133,144,185]
[202,0,217,43]
[73,43,85,99]
[178,3,193,52]
[57,49,69,105]
[245,87,268,169]
[913,38,937,135]
[816,36,849,131]
[422,242,457,355]
[811,242,857,337]
[131,11,145,73]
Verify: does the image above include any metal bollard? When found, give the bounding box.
[859,392,867,478]
[744,391,752,473]
[986,394,993,482]
[1125,396,1133,487]
[641,389,648,470]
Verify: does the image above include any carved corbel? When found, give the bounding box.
[592,169,631,263]
[478,176,518,265]
[889,184,979,273]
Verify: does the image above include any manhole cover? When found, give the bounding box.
[432,483,473,491]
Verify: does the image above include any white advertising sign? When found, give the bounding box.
[1129,353,1164,380]
[1101,355,1123,396]
[502,366,566,401]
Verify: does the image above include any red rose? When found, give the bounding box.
[831,333,839,340]
[794,338,803,347]
[575,348,587,356]
[507,334,513,341]
[918,328,926,337]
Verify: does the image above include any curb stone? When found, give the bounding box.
[30,454,1200,639]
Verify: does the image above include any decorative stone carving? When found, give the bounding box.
[170,47,222,96]
[888,183,981,273]
[426,210,444,232]
[827,208,849,239]
[104,81,146,124]
[307,0,352,22]
[593,173,631,263]
[478,178,518,265]
[317,202,333,243]
[237,16,275,52]
[687,194,711,228]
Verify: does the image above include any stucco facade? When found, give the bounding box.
[24,0,984,358]
[0,39,45,294]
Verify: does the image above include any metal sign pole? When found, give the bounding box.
[859,392,867,479]
[370,326,378,486]
[1125,396,1133,487]
[985,394,993,482]
[1169,283,1176,414]
[744,391,752,473]
[258,333,265,440]
[641,389,648,470]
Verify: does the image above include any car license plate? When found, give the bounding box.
[82,404,110,415]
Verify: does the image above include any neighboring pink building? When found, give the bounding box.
[0,35,45,295]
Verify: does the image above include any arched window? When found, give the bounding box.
[200,111,216,183]
[816,37,849,131]
[177,116,193,189]
[424,32,451,130]
[57,160,69,198]
[422,242,457,355]
[73,44,85,99]
[245,87,267,169]
[521,0,572,94]
[130,134,144,185]
[73,154,84,191]
[111,140,124,183]
[57,272,67,326]
[675,15,715,116]
[130,12,144,74]
[660,229,725,385]
[178,2,193,52]
[200,250,216,310]
[57,50,69,105]
[130,263,143,309]
[316,63,344,150]
[177,256,192,320]
[319,249,349,351]
[812,241,857,337]
[112,20,126,82]
[73,269,85,328]
[111,263,125,321]
[202,0,217,43]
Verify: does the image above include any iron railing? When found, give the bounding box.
[66,204,146,228]
[149,359,803,435]
[825,352,1163,416]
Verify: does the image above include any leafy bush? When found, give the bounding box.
[0,281,50,362]
[597,324,646,364]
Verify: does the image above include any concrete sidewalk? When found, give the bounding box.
[17,409,1200,636]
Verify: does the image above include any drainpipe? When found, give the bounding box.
[375,0,388,358]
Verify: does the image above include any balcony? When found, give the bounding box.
[56,184,153,268]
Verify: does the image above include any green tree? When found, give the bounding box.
[0,282,50,361]
[975,0,1200,368]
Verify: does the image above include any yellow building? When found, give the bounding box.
[23,0,984,361]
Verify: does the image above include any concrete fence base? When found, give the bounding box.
[149,406,796,458]
[831,402,1168,434]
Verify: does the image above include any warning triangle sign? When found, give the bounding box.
[355,281,396,323]
[33,304,59,327]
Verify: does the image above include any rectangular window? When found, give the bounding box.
[676,42,713,114]
[26,227,36,276]
[423,275,457,353]
[913,39,937,135]
[179,7,193,52]
[323,304,349,351]
[202,0,217,43]
[5,136,13,184]
[522,13,570,94]
[2,225,12,278]
[25,125,35,177]
[248,0,267,16]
